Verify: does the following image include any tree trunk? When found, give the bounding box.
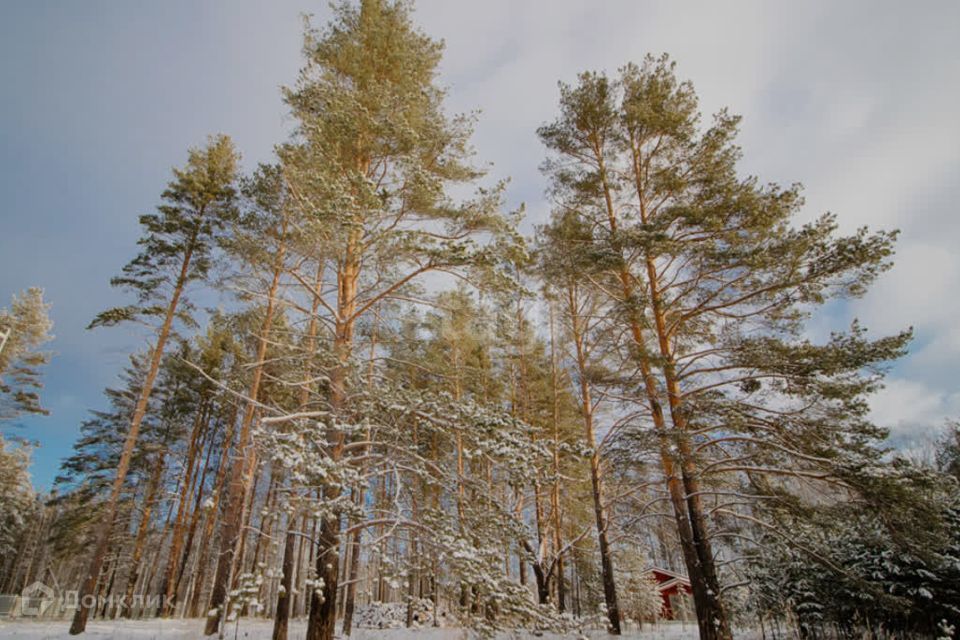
[234,454,263,591]
[306,511,341,640]
[548,302,565,614]
[121,455,166,618]
[173,418,219,612]
[341,489,364,636]
[273,259,324,639]
[250,472,279,614]
[205,225,287,636]
[70,229,200,635]
[629,141,732,640]
[160,400,209,615]
[518,537,550,607]
[142,484,179,614]
[342,304,378,635]
[188,406,239,619]
[566,285,621,634]
[272,516,298,640]
[591,138,730,639]
[305,225,360,640]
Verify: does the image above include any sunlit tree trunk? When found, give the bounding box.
[628,135,731,640]
[305,228,360,640]
[205,220,287,636]
[565,284,621,634]
[160,400,209,615]
[71,226,201,635]
[121,455,166,618]
[273,258,324,639]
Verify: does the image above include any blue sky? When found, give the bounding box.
[2,0,959,488]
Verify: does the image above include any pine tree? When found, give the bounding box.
[0,287,53,422]
[204,163,295,631]
[539,211,624,633]
[263,2,521,638]
[0,434,34,558]
[70,135,239,635]
[538,55,908,638]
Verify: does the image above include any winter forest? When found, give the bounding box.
[1,2,959,639]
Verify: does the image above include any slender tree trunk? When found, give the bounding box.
[97,554,118,619]
[548,302,566,613]
[294,514,310,617]
[188,406,238,619]
[305,228,360,640]
[341,487,364,636]
[629,140,731,640]
[272,517,298,640]
[235,454,263,587]
[515,488,527,588]
[173,418,218,611]
[142,484,178,614]
[590,140,725,638]
[566,284,621,634]
[122,454,166,618]
[342,304,378,635]
[249,472,277,575]
[405,531,419,628]
[160,400,209,615]
[306,511,320,611]
[273,259,324,640]
[205,224,287,636]
[70,228,200,635]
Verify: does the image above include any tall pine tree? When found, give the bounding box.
[71,135,238,635]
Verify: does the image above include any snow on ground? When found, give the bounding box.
[0,619,709,640]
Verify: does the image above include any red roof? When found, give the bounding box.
[644,567,693,621]
[646,567,690,587]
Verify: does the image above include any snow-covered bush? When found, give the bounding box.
[747,461,960,637]
[0,435,35,556]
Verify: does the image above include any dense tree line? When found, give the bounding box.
[1,2,958,639]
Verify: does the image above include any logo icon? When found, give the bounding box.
[21,581,55,617]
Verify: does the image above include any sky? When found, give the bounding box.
[1,0,959,488]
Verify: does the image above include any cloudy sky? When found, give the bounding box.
[2,0,958,487]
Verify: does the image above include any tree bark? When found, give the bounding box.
[273,259,324,639]
[588,135,729,639]
[305,226,360,640]
[173,417,218,611]
[548,302,566,613]
[205,221,287,636]
[272,517,298,640]
[566,285,621,634]
[121,454,166,618]
[188,405,239,619]
[160,400,209,615]
[629,137,731,640]
[70,226,200,635]
[341,488,364,636]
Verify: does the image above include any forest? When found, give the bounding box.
[1,1,959,639]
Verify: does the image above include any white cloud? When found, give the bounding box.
[857,243,960,335]
[869,377,960,444]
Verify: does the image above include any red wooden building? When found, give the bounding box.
[645,567,694,621]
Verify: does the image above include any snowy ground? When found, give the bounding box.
[0,620,709,640]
